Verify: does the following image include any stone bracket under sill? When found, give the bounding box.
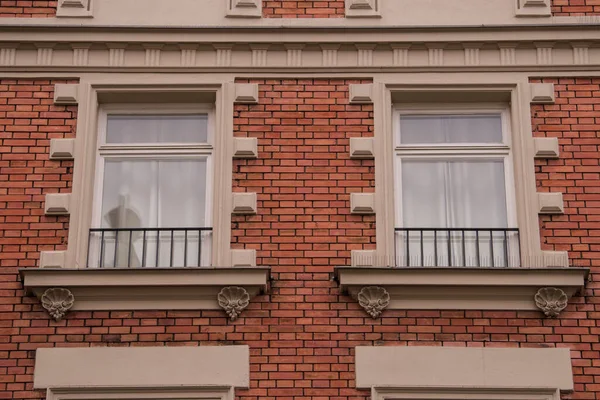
[335,266,589,318]
[20,267,270,322]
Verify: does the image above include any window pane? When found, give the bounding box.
[106,114,208,144]
[398,159,514,267]
[399,114,503,144]
[100,159,208,228]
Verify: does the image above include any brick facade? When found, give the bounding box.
[0,77,599,399]
[552,0,600,15]
[0,1,56,17]
[263,1,344,18]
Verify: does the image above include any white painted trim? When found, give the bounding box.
[356,346,573,390]
[66,80,234,270]
[34,346,250,389]
[373,387,559,400]
[46,386,234,400]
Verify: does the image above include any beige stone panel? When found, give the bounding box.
[355,346,573,390]
[34,345,250,389]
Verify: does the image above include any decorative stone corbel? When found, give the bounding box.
[345,0,381,18]
[534,137,560,159]
[350,137,374,159]
[534,287,568,317]
[231,249,257,266]
[41,288,74,321]
[53,84,79,105]
[39,251,66,268]
[49,138,75,160]
[233,137,258,159]
[357,286,390,318]
[351,250,376,267]
[530,83,555,104]
[44,193,71,215]
[226,0,262,18]
[218,286,250,320]
[350,193,375,214]
[56,0,93,17]
[538,192,564,214]
[232,192,258,215]
[348,83,374,104]
[234,83,259,104]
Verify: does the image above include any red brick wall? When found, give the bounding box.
[0,1,56,17]
[552,0,600,15]
[263,0,344,17]
[1,78,600,400]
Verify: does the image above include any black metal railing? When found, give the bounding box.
[394,228,520,268]
[87,227,212,268]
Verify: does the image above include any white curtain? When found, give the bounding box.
[396,113,517,267]
[94,159,208,268]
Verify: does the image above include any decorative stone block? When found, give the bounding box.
[39,251,66,268]
[350,193,375,214]
[351,250,376,267]
[348,83,374,104]
[44,193,71,215]
[49,138,75,160]
[232,192,257,215]
[538,192,564,214]
[56,0,93,17]
[530,83,555,104]
[41,288,75,321]
[233,137,258,159]
[231,249,257,266]
[357,286,390,318]
[218,286,250,320]
[53,83,79,105]
[541,250,569,268]
[345,0,381,17]
[534,137,560,159]
[516,0,551,17]
[535,287,568,317]
[234,83,259,104]
[350,137,374,159]
[226,0,262,18]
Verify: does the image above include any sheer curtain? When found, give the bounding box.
[91,113,210,268]
[397,113,517,267]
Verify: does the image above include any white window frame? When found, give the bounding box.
[90,103,214,268]
[392,103,519,267]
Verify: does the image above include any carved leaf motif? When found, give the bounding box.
[218,286,250,321]
[357,286,390,319]
[41,288,74,322]
[534,287,568,318]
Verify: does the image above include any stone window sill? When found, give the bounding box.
[20,267,270,320]
[335,266,588,317]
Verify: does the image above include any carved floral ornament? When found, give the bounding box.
[357,286,390,319]
[534,287,568,318]
[41,288,74,322]
[218,286,250,321]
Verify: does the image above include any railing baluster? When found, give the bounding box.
[184,230,188,267]
[420,230,424,267]
[475,230,480,267]
[99,231,105,268]
[87,230,92,268]
[503,230,508,268]
[127,230,133,267]
[447,229,452,267]
[142,230,147,268]
[406,230,410,267]
[434,230,438,267]
[198,229,202,267]
[113,231,119,268]
[156,230,160,268]
[170,230,174,267]
[462,230,466,266]
[489,230,495,268]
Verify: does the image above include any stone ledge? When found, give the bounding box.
[21,267,270,311]
[335,266,588,311]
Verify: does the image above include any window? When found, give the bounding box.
[393,105,519,268]
[88,104,213,268]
